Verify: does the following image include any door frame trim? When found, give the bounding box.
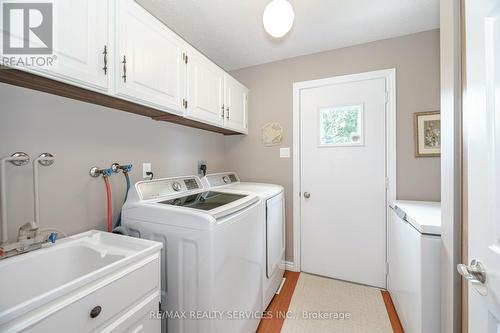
[292,68,397,273]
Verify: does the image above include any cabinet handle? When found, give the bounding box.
[102,45,108,75]
[90,305,102,318]
[122,55,127,83]
[226,106,230,119]
[221,105,225,119]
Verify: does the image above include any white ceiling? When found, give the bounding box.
[137,0,440,71]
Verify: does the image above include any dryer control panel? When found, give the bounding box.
[204,173,240,188]
[137,176,203,200]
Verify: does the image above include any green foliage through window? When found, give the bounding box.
[319,105,363,146]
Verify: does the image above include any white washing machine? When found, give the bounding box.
[122,175,264,333]
[202,172,285,309]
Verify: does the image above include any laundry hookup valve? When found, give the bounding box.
[89,167,113,178]
[111,163,132,174]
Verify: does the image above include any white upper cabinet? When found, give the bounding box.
[185,48,225,126]
[25,0,109,91]
[224,75,248,133]
[1,0,249,133]
[115,0,185,114]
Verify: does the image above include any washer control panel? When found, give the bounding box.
[204,173,240,187]
[172,182,182,192]
[137,176,202,200]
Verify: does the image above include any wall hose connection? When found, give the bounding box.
[89,167,113,232]
[104,176,112,232]
[111,163,132,229]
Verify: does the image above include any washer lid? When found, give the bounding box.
[154,190,259,220]
[159,191,247,211]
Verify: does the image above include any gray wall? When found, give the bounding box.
[0,83,227,241]
[0,30,441,264]
[226,29,441,261]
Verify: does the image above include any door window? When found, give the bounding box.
[319,104,364,146]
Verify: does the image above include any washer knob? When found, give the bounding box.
[172,182,182,192]
[223,176,230,184]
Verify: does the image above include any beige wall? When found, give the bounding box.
[0,83,227,241]
[226,29,441,261]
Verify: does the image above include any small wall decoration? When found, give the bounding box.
[262,122,284,146]
[414,111,441,157]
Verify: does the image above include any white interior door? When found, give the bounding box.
[462,1,500,331]
[300,75,389,288]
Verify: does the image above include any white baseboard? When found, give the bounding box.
[284,260,299,272]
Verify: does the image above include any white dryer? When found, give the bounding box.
[122,175,264,333]
[202,172,285,309]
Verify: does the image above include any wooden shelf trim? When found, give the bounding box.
[0,68,241,136]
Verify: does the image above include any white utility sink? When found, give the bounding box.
[0,230,162,326]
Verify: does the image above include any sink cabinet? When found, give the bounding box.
[0,231,162,333]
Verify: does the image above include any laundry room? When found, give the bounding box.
[0,0,490,332]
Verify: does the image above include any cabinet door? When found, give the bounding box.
[115,0,185,114]
[185,48,224,126]
[52,0,108,90]
[224,75,248,133]
[3,0,109,91]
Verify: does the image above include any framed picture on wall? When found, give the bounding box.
[414,111,441,157]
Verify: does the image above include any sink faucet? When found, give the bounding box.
[0,152,58,260]
[0,222,57,259]
[1,152,30,246]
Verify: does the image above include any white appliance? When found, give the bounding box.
[121,175,264,333]
[202,172,285,309]
[387,200,441,333]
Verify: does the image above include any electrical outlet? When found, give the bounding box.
[142,163,152,179]
[198,160,207,177]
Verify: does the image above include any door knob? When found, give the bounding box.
[304,192,311,199]
[457,259,487,296]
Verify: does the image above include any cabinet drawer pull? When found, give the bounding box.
[122,55,127,83]
[221,105,225,119]
[102,45,108,75]
[226,106,230,119]
[90,305,102,319]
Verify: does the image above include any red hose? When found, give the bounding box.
[104,177,112,232]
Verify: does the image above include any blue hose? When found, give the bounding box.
[115,172,131,228]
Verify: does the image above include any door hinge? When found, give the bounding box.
[385,177,389,190]
[182,99,188,109]
[386,262,389,275]
[182,53,188,64]
[385,91,390,104]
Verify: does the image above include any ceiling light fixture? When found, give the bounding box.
[262,0,295,38]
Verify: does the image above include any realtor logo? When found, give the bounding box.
[2,2,53,54]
